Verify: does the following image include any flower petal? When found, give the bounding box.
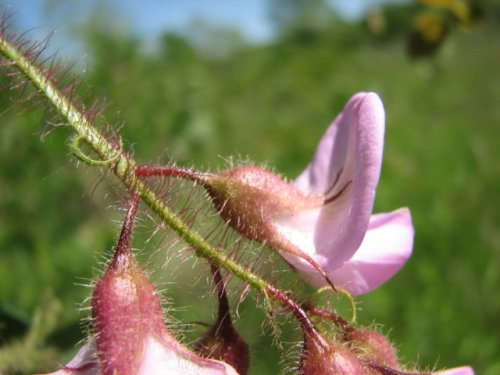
[139,335,239,375]
[273,206,328,266]
[40,335,239,375]
[292,92,386,267]
[295,208,414,295]
[36,341,98,375]
[434,366,475,375]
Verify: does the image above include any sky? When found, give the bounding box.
[5,0,405,54]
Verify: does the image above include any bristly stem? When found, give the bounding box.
[266,285,319,338]
[0,29,266,292]
[210,264,232,324]
[0,27,322,325]
[302,304,353,334]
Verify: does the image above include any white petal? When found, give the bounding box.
[138,335,239,375]
[274,206,329,267]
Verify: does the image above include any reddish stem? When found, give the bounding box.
[303,304,353,333]
[135,165,213,183]
[265,285,319,339]
[210,264,231,326]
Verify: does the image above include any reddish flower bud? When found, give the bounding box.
[199,93,414,295]
[39,196,238,375]
[195,266,250,375]
[265,284,366,375]
[299,332,366,375]
[348,328,400,369]
[203,165,337,290]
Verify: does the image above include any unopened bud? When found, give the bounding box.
[39,196,238,375]
[195,266,250,375]
[299,332,365,375]
[348,328,400,369]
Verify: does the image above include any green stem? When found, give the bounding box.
[0,32,267,295]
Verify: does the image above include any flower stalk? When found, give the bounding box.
[0,36,349,370]
[0,29,271,299]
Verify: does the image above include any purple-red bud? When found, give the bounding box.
[265,285,366,375]
[299,331,366,375]
[203,166,336,289]
[90,196,171,374]
[195,266,250,375]
[92,244,167,374]
[204,165,319,241]
[195,316,249,375]
[39,196,239,375]
[137,164,319,256]
[347,328,400,369]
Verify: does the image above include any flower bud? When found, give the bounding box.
[204,165,320,242]
[39,196,238,375]
[195,266,250,375]
[266,284,366,375]
[347,328,400,369]
[299,331,366,375]
[203,165,336,289]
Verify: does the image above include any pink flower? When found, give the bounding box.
[37,197,238,375]
[435,366,475,375]
[136,92,414,295]
[275,92,414,294]
[197,93,413,295]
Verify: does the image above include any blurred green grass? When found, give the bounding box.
[1,4,499,374]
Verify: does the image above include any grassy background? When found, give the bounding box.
[0,2,499,374]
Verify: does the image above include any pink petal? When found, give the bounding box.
[36,341,98,375]
[435,366,475,375]
[329,208,414,294]
[292,92,385,268]
[38,335,239,375]
[292,208,414,295]
[273,206,328,266]
[138,335,239,375]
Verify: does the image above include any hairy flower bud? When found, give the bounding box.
[348,328,400,369]
[299,332,366,375]
[300,328,475,375]
[195,267,250,375]
[38,196,238,375]
[203,165,335,288]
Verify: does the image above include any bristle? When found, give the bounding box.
[280,338,303,375]
[0,10,122,166]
